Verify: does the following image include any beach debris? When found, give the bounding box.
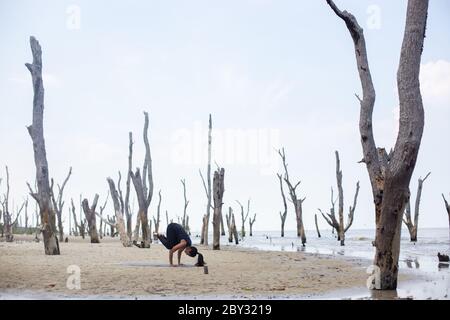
[437,253,449,262]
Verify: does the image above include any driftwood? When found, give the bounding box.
[200,114,212,245]
[278,148,306,245]
[277,173,288,237]
[319,151,360,245]
[25,36,59,255]
[212,168,225,250]
[51,167,72,242]
[403,172,431,241]
[327,0,429,288]
[82,194,100,243]
[130,112,153,248]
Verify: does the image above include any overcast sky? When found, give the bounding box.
[1,0,449,234]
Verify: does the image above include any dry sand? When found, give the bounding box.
[0,235,369,299]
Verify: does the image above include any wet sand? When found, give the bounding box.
[0,235,370,299]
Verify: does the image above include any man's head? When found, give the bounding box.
[184,246,198,257]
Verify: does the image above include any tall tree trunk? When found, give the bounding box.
[153,190,161,240]
[295,198,306,246]
[200,114,212,246]
[315,214,321,238]
[125,132,133,239]
[327,0,428,289]
[82,195,100,243]
[231,212,239,245]
[25,37,59,255]
[226,208,233,243]
[212,168,225,250]
[220,211,225,236]
[277,173,287,238]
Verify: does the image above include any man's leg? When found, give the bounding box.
[157,234,172,250]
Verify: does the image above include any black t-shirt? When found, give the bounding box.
[167,223,192,248]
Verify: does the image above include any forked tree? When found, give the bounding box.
[25,36,59,255]
[278,148,306,245]
[277,173,288,237]
[181,180,189,230]
[327,0,429,288]
[236,199,250,238]
[130,112,154,248]
[82,194,100,243]
[319,151,360,246]
[249,213,256,237]
[51,167,72,242]
[212,168,225,250]
[106,177,132,246]
[403,172,431,242]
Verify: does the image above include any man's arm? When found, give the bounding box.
[177,249,183,265]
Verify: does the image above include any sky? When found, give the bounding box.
[0,0,449,234]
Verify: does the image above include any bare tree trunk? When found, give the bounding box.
[212,168,225,250]
[277,173,288,237]
[403,172,430,242]
[2,166,13,242]
[130,112,153,248]
[278,148,306,245]
[200,114,212,245]
[442,194,450,241]
[231,212,239,245]
[107,178,131,246]
[25,36,60,255]
[226,207,233,243]
[165,210,169,227]
[320,152,360,246]
[70,199,79,237]
[51,167,72,242]
[98,191,109,240]
[249,213,256,237]
[153,190,161,240]
[181,179,189,229]
[315,214,321,238]
[82,194,100,243]
[236,200,250,238]
[328,0,428,289]
[125,132,133,240]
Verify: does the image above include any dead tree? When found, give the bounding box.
[199,114,212,245]
[236,199,250,238]
[442,194,450,241]
[165,210,169,227]
[181,179,189,229]
[327,0,429,289]
[130,112,153,248]
[24,197,29,233]
[70,199,80,237]
[212,168,225,250]
[226,207,233,243]
[403,172,431,242]
[319,151,360,246]
[153,190,161,239]
[249,213,256,237]
[25,36,60,255]
[277,173,288,237]
[314,214,321,238]
[278,148,306,245]
[51,167,72,242]
[124,132,133,239]
[108,215,117,237]
[106,178,131,246]
[231,210,239,245]
[82,194,100,243]
[98,190,109,239]
[1,166,13,242]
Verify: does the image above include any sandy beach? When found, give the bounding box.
[0,235,375,299]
